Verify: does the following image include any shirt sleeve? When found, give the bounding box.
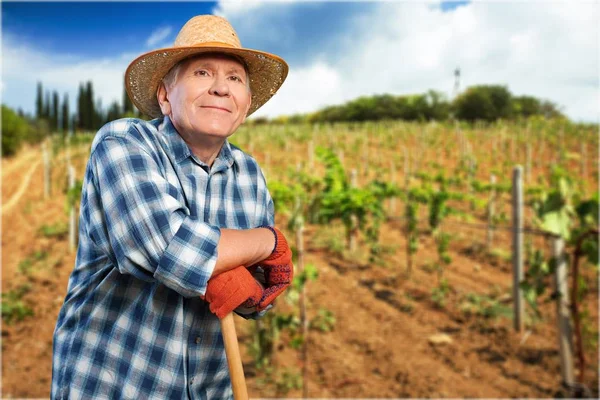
[89,135,220,298]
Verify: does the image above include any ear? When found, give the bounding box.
[156,82,171,116]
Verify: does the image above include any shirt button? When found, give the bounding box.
[195,337,201,344]
[190,378,195,385]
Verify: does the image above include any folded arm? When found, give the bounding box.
[89,135,274,297]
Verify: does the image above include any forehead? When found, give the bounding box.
[181,53,246,72]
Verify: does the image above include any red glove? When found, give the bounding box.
[252,226,294,311]
[204,266,263,319]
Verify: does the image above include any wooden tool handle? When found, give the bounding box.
[220,313,249,400]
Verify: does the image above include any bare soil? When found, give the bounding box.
[1,141,598,399]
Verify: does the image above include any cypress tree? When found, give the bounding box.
[36,82,44,120]
[44,91,51,121]
[71,115,78,135]
[77,83,84,131]
[86,81,94,130]
[62,93,70,136]
[108,100,121,122]
[123,85,133,115]
[52,91,59,132]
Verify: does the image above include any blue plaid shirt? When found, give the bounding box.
[52,117,274,399]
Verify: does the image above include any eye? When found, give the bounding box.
[229,75,243,83]
[194,70,209,77]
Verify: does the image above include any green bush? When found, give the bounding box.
[2,105,30,157]
[1,284,34,324]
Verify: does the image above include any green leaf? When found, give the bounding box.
[540,210,571,240]
[582,239,599,266]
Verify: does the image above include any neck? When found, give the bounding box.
[187,137,225,167]
[168,118,226,167]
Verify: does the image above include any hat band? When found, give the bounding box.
[175,41,238,49]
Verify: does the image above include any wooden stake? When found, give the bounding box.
[349,169,358,252]
[512,166,524,332]
[487,174,496,250]
[553,237,575,387]
[403,147,410,188]
[525,143,532,184]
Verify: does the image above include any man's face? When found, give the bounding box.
[159,54,251,140]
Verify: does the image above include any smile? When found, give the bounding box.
[201,106,231,113]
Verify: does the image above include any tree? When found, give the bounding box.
[77,83,84,131]
[86,81,95,130]
[453,85,512,122]
[539,100,564,119]
[123,86,134,115]
[2,105,31,157]
[44,91,51,121]
[487,85,512,119]
[52,91,60,132]
[107,101,122,123]
[512,95,541,118]
[424,90,450,120]
[36,82,44,120]
[62,93,70,136]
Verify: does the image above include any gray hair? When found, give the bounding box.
[162,54,251,92]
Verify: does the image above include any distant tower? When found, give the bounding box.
[453,67,461,98]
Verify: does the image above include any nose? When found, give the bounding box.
[209,75,230,97]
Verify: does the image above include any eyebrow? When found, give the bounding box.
[192,62,245,75]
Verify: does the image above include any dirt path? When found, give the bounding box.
[1,147,39,176]
[2,159,42,215]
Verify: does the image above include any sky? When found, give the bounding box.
[1,0,599,123]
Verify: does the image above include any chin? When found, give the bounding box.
[195,123,234,138]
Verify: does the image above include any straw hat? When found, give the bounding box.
[125,15,289,118]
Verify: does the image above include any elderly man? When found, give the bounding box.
[52,15,292,399]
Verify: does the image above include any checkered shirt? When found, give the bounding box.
[52,116,274,399]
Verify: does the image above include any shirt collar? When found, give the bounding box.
[159,116,235,173]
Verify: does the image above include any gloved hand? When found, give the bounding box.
[204,266,264,319]
[252,226,294,311]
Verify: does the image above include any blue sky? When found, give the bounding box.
[2,1,598,123]
[2,2,217,58]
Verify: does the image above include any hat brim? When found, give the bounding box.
[125,44,289,119]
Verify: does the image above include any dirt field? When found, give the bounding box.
[1,138,598,398]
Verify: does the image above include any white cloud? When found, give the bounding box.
[2,2,598,124]
[255,62,343,118]
[218,1,599,123]
[213,0,270,18]
[145,26,172,48]
[2,34,134,117]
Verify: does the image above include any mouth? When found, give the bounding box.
[201,106,231,113]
